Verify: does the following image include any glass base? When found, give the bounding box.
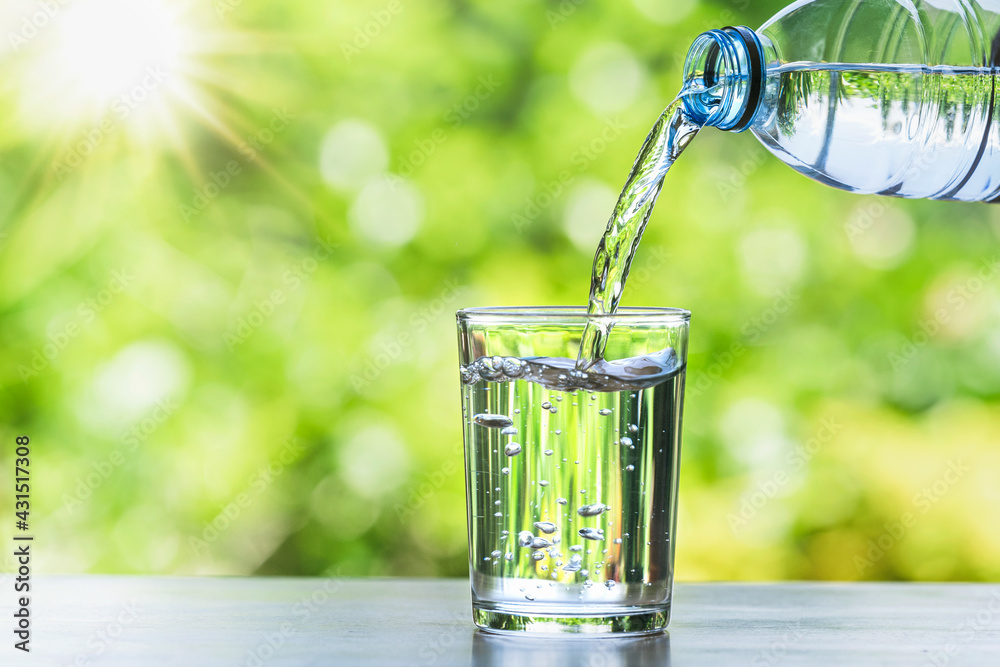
[473,603,670,636]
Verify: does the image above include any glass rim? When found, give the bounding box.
[456,306,691,324]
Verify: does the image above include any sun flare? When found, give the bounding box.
[54,0,183,102]
[6,0,275,197]
[17,0,198,126]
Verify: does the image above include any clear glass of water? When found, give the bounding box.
[456,307,690,635]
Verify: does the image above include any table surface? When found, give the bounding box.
[4,576,1000,666]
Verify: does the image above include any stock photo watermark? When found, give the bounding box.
[224,234,338,350]
[512,117,629,233]
[53,66,171,180]
[339,0,407,62]
[887,256,1000,370]
[546,0,586,27]
[179,107,296,222]
[717,146,769,201]
[349,278,464,391]
[394,441,463,523]
[688,288,799,399]
[61,397,181,515]
[668,0,753,70]
[922,590,1000,667]
[189,437,304,555]
[854,459,969,574]
[64,600,141,666]
[240,570,344,667]
[18,268,135,383]
[751,623,807,667]
[390,74,502,182]
[213,0,243,20]
[6,0,71,51]
[845,200,891,244]
[728,416,843,532]
[845,151,942,243]
[417,611,468,665]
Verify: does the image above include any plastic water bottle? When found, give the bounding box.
[682,0,1000,202]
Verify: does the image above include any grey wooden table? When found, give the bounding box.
[4,577,1000,665]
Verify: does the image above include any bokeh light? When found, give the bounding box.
[0,0,998,586]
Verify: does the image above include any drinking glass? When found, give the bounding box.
[456,307,690,635]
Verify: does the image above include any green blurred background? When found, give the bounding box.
[1,0,999,582]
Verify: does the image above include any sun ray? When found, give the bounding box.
[5,0,315,230]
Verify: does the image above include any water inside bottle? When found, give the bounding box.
[755,62,998,200]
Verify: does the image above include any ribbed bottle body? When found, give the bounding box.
[750,0,1000,202]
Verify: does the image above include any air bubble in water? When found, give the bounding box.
[554,429,562,435]
[503,358,526,378]
[543,449,554,456]
[505,553,514,561]
[599,408,612,416]
[629,424,639,434]
[525,593,535,601]
[605,581,615,590]
[613,538,623,544]
[504,443,522,456]
[534,521,558,534]
[549,406,559,413]
[473,413,514,429]
[531,551,545,561]
[500,426,519,436]
[620,436,633,447]
[583,580,593,589]
[557,497,568,505]
[539,480,549,487]
[562,555,583,572]
[541,401,552,410]
[577,503,607,517]
[530,537,551,549]
[474,358,502,382]
[579,527,605,541]
[569,545,583,552]
[501,467,510,475]
[518,531,534,547]
[625,465,634,472]
[494,500,502,506]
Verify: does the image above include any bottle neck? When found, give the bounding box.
[682,26,766,132]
